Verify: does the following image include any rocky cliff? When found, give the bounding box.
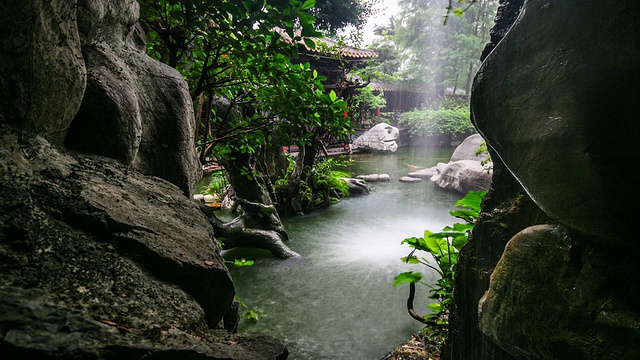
[446,0,640,359]
[0,0,286,358]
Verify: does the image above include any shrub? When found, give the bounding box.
[398,106,474,138]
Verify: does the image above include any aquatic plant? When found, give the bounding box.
[394,190,486,338]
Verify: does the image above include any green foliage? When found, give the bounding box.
[474,139,492,169]
[139,0,352,164]
[369,0,498,99]
[351,86,387,125]
[274,156,352,212]
[236,296,264,323]
[394,190,486,337]
[202,171,228,202]
[233,258,256,267]
[308,0,375,35]
[398,105,474,138]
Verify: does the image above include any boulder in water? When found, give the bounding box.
[407,134,492,193]
[352,123,400,152]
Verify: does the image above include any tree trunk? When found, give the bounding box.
[215,145,297,258]
[286,145,306,216]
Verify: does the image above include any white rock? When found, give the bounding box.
[356,174,380,182]
[352,123,400,152]
[430,160,491,193]
[451,133,488,162]
[399,176,422,183]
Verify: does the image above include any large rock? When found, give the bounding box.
[479,225,640,359]
[431,160,492,193]
[472,0,640,241]
[352,123,400,152]
[0,129,287,359]
[446,0,640,359]
[407,134,492,193]
[450,134,487,163]
[63,0,200,197]
[0,0,87,145]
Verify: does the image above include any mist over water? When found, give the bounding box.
[225,147,461,359]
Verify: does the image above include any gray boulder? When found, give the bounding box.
[407,135,492,193]
[431,160,492,193]
[408,165,441,179]
[450,133,488,163]
[399,176,422,183]
[342,178,371,195]
[0,0,87,145]
[479,224,640,359]
[472,0,640,241]
[64,0,200,197]
[352,123,400,152]
[357,174,380,182]
[0,132,287,359]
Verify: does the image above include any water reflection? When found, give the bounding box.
[224,147,459,359]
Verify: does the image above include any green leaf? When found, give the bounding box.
[401,256,422,264]
[427,302,444,312]
[452,234,468,250]
[393,271,423,286]
[329,90,337,102]
[423,235,449,256]
[304,37,316,50]
[301,0,316,10]
[233,258,255,267]
[449,209,478,223]
[454,190,486,212]
[297,12,315,28]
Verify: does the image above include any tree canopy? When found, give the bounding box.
[369,0,497,98]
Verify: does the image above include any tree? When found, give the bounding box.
[307,0,377,35]
[371,0,497,99]
[139,0,351,258]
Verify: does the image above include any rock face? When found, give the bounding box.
[446,0,640,359]
[0,0,87,145]
[0,0,200,197]
[0,130,287,359]
[0,0,287,358]
[352,123,400,152]
[478,225,640,359]
[63,0,201,197]
[472,0,640,241]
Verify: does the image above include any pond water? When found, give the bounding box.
[222,147,461,359]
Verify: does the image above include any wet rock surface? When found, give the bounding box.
[472,0,640,241]
[447,0,640,359]
[479,225,640,359]
[0,129,288,359]
[0,0,87,145]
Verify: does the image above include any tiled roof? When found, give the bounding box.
[276,28,378,60]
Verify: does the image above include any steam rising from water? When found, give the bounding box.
[225,148,459,359]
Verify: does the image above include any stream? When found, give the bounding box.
[222,147,460,359]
